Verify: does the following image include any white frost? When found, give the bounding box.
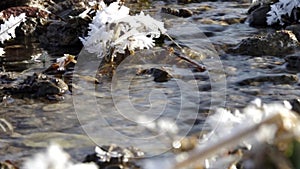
[267,0,300,25]
[0,13,26,43]
[0,47,4,56]
[81,1,166,58]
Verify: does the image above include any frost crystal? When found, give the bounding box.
[81,1,166,58]
[0,13,26,43]
[267,0,300,25]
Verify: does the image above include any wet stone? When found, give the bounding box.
[0,160,18,169]
[286,24,300,41]
[3,73,69,100]
[246,5,270,27]
[229,30,300,56]
[0,72,17,84]
[161,7,193,18]
[177,0,218,4]
[290,98,300,114]
[0,0,29,11]
[39,18,88,47]
[285,54,300,71]
[246,0,299,27]
[136,68,172,82]
[237,74,298,86]
[84,145,144,169]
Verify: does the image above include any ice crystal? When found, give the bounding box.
[0,13,26,43]
[267,0,300,25]
[80,0,166,58]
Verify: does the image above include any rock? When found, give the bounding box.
[39,18,89,48]
[84,144,144,169]
[161,7,193,18]
[284,54,300,70]
[247,0,300,27]
[136,68,172,82]
[247,5,270,27]
[286,24,300,41]
[3,73,69,100]
[237,74,298,86]
[0,72,17,85]
[0,160,18,169]
[290,98,300,114]
[177,0,218,4]
[0,0,29,11]
[229,30,300,56]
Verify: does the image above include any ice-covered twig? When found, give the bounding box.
[0,13,26,56]
[0,13,26,43]
[166,100,300,169]
[80,1,166,60]
[267,0,300,25]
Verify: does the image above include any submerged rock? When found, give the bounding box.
[229,30,300,56]
[237,74,298,86]
[161,7,193,18]
[136,68,172,82]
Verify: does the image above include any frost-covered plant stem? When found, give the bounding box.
[267,0,300,25]
[155,100,300,169]
[80,0,166,60]
[0,13,26,56]
[173,114,280,169]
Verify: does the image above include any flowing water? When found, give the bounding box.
[1,0,300,163]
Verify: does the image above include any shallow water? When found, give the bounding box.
[1,0,300,163]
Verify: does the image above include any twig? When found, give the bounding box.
[173,114,282,169]
[172,49,206,72]
[165,33,206,72]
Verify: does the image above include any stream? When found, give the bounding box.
[1,0,300,164]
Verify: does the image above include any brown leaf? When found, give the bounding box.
[0,6,49,20]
